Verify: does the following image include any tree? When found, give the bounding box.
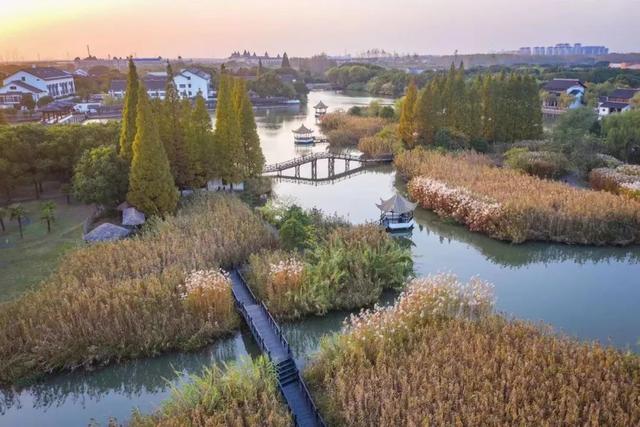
[631,92,640,109]
[602,109,640,163]
[0,109,6,126]
[398,79,418,147]
[73,145,128,207]
[213,75,244,185]
[21,94,36,113]
[281,52,291,69]
[127,85,178,216]
[0,207,7,232]
[257,59,264,77]
[36,96,53,108]
[118,58,140,162]
[40,201,56,233]
[159,63,191,187]
[186,94,214,187]
[234,79,264,178]
[9,204,26,239]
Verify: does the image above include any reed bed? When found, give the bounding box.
[246,224,413,320]
[0,194,276,385]
[318,112,387,147]
[130,356,292,427]
[397,149,640,245]
[590,165,640,201]
[305,274,640,426]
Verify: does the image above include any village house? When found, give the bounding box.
[0,66,75,107]
[541,78,586,113]
[109,68,214,100]
[598,88,640,117]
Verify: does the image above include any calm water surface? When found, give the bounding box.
[2,91,639,426]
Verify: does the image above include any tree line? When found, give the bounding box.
[106,58,265,216]
[0,58,265,217]
[399,64,543,147]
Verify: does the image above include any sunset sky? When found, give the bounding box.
[1,0,639,61]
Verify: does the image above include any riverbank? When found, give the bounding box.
[397,149,640,245]
[0,194,274,385]
[305,274,640,425]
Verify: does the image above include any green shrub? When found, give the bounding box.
[504,148,569,179]
[130,356,291,426]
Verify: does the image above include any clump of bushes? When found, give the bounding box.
[130,356,291,426]
[306,274,640,426]
[318,112,387,147]
[246,223,413,320]
[0,194,276,385]
[504,147,569,179]
[398,149,640,245]
[357,124,402,159]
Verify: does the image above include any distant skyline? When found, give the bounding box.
[1,0,639,61]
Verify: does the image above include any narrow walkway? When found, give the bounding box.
[230,270,325,427]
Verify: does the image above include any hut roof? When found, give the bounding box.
[314,101,328,109]
[292,124,313,134]
[84,223,132,243]
[376,194,417,214]
[122,207,146,226]
[116,201,131,211]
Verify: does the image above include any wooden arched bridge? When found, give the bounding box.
[263,152,392,181]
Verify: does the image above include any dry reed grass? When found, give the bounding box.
[397,149,640,245]
[306,274,640,426]
[0,194,276,384]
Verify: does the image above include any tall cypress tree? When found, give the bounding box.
[234,79,264,178]
[281,52,291,69]
[399,79,418,148]
[127,85,178,216]
[213,75,244,185]
[159,63,191,187]
[187,94,215,187]
[119,58,139,162]
[415,80,437,145]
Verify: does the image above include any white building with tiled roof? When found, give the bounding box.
[0,67,75,106]
[109,68,213,101]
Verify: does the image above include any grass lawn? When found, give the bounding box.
[0,197,93,302]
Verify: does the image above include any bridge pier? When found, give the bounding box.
[345,159,350,171]
[328,158,335,178]
[311,159,317,180]
[295,165,300,178]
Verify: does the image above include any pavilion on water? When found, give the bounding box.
[376,194,417,231]
[314,100,328,117]
[292,123,314,144]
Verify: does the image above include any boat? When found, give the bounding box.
[292,123,315,144]
[376,194,417,231]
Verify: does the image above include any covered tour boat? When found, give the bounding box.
[377,194,417,231]
[292,123,315,144]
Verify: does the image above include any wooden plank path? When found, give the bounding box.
[230,270,325,427]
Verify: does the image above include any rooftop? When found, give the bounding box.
[314,101,328,109]
[110,76,168,93]
[543,79,586,92]
[292,124,313,134]
[4,80,47,94]
[609,88,640,100]
[376,194,417,214]
[21,67,72,81]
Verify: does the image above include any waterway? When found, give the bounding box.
[1,90,639,426]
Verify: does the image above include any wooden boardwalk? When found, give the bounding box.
[230,270,325,427]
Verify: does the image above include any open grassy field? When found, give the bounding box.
[0,196,93,302]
